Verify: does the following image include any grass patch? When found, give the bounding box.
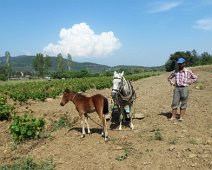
[0,157,55,170]
[115,148,128,161]
[50,114,78,131]
[148,128,163,141]
[115,141,134,161]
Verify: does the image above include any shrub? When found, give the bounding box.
[0,95,13,120]
[10,113,45,143]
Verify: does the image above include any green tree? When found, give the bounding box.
[200,52,212,65]
[5,51,12,80]
[165,50,199,71]
[67,53,72,71]
[32,53,51,77]
[0,66,7,81]
[45,55,52,74]
[56,53,64,72]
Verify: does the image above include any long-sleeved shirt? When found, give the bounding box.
[167,68,197,87]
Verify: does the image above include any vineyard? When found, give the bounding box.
[0,67,211,170]
[0,72,160,102]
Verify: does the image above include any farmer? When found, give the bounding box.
[167,58,197,121]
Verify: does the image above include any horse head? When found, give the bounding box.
[60,89,72,106]
[111,71,124,100]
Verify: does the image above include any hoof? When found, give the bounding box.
[81,134,85,138]
[179,117,183,122]
[101,132,105,137]
[105,136,108,142]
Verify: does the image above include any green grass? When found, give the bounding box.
[0,157,55,170]
[148,128,163,141]
[50,114,77,131]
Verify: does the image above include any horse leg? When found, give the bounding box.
[80,113,86,138]
[118,106,124,130]
[85,115,91,135]
[129,105,134,130]
[103,115,108,141]
[100,113,108,141]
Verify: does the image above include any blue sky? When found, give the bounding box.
[0,0,212,66]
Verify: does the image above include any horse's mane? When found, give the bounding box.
[64,88,71,93]
[64,88,86,98]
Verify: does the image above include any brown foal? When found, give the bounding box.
[60,89,109,141]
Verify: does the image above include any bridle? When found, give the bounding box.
[112,77,135,103]
[112,77,124,94]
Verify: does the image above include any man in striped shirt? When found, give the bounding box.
[167,58,197,121]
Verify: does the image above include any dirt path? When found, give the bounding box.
[0,66,212,170]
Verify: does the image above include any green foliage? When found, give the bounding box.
[10,113,45,143]
[149,128,163,141]
[0,72,160,102]
[50,115,75,131]
[165,50,212,71]
[0,157,55,170]
[0,66,7,81]
[5,51,12,80]
[0,95,13,120]
[56,53,64,72]
[32,53,51,77]
[51,70,91,79]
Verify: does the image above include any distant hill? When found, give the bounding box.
[0,55,164,73]
[0,55,110,73]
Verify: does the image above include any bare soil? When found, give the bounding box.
[0,66,212,170]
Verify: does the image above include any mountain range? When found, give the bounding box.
[0,55,164,73]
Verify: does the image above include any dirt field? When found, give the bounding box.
[0,66,212,170]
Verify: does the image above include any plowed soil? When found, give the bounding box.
[0,66,212,170]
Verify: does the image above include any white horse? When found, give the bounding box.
[111,71,136,130]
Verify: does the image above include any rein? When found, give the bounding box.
[87,115,103,127]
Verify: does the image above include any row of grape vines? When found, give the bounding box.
[0,72,160,102]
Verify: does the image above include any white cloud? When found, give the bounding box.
[194,18,212,31]
[43,22,121,57]
[148,1,182,13]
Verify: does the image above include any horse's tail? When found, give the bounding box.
[103,97,109,114]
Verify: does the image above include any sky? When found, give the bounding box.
[0,0,212,67]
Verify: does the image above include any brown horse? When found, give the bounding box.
[60,89,109,141]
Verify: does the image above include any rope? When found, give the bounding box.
[87,115,103,127]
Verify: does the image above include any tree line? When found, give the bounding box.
[165,50,212,71]
[0,49,212,81]
[0,52,73,80]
